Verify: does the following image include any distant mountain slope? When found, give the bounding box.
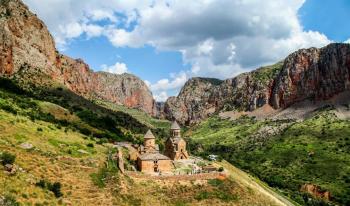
[164,43,350,125]
[0,0,157,115]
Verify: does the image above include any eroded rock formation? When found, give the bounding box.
[164,44,350,125]
[0,0,156,115]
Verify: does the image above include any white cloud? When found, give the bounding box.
[23,0,333,100]
[345,38,350,44]
[84,24,104,38]
[154,91,169,102]
[147,72,189,102]
[101,62,128,74]
[88,10,118,23]
[150,72,188,92]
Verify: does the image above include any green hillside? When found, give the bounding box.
[186,112,350,206]
[0,78,288,205]
[0,78,170,142]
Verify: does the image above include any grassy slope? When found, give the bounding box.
[95,100,170,132]
[187,112,350,206]
[0,80,290,206]
[0,105,288,206]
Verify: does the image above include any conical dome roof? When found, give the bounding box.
[144,130,155,139]
[171,121,181,130]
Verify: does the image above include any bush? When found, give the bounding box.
[0,152,16,165]
[35,179,63,198]
[35,179,46,188]
[2,195,19,206]
[47,182,63,198]
[218,167,224,172]
[87,143,94,148]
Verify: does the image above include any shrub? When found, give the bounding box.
[0,104,17,115]
[208,179,224,187]
[0,152,16,165]
[47,182,63,198]
[35,180,63,198]
[87,143,94,148]
[195,191,210,200]
[37,127,43,132]
[2,195,19,206]
[218,167,224,172]
[35,179,46,188]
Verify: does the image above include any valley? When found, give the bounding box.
[0,0,349,205]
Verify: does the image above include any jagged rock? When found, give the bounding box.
[164,44,350,125]
[0,0,156,115]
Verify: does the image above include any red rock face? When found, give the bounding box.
[271,44,350,109]
[0,46,13,75]
[0,0,157,116]
[57,55,157,115]
[164,44,350,125]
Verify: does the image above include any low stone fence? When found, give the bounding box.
[126,171,226,181]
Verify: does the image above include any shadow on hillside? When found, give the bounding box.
[0,77,148,142]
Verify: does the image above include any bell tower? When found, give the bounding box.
[171,121,181,138]
[144,130,156,152]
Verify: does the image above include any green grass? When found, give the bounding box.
[251,62,284,84]
[187,112,350,206]
[97,100,170,129]
[188,116,265,146]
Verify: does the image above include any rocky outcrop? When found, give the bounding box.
[0,0,156,115]
[300,184,331,201]
[165,44,350,125]
[271,44,350,109]
[59,56,156,115]
[164,63,283,125]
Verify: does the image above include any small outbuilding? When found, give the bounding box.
[137,130,173,173]
[137,153,172,173]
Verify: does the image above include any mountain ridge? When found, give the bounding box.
[163,43,350,125]
[0,0,157,116]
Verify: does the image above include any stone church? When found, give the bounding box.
[164,121,189,160]
[137,130,173,173]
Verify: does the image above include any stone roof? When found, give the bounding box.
[144,130,155,139]
[171,121,181,130]
[138,152,170,161]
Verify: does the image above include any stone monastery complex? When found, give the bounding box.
[136,121,189,173]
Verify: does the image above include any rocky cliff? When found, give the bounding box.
[0,0,156,115]
[164,43,350,125]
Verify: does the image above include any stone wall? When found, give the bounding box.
[138,159,173,173]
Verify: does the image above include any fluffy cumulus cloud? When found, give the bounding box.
[345,38,350,44]
[101,62,128,74]
[147,72,188,101]
[23,0,332,101]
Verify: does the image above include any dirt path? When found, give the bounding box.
[217,161,297,206]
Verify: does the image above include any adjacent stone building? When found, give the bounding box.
[137,130,172,173]
[165,121,189,160]
[137,153,173,173]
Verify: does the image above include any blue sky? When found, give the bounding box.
[24,0,349,101]
[299,0,350,42]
